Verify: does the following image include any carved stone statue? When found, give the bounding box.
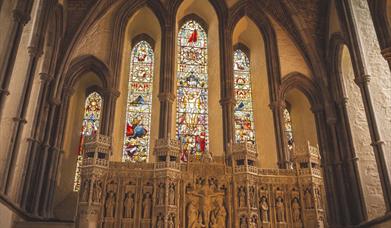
[292,198,301,222]
[158,184,165,205]
[276,197,285,222]
[93,182,102,203]
[124,192,134,218]
[168,215,175,228]
[315,188,323,209]
[169,184,175,205]
[260,197,269,222]
[249,188,255,208]
[105,192,115,217]
[143,192,152,219]
[240,216,247,228]
[239,187,246,207]
[187,201,198,228]
[249,217,257,228]
[305,190,312,209]
[215,198,226,227]
[81,180,89,202]
[156,214,164,228]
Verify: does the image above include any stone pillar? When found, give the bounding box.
[77,134,111,228]
[381,47,391,74]
[0,0,35,116]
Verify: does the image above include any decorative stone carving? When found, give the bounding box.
[157,183,165,205]
[169,183,176,205]
[187,200,198,227]
[81,180,90,202]
[276,197,285,222]
[238,186,246,207]
[168,214,175,228]
[156,214,164,228]
[240,216,247,228]
[105,191,116,217]
[143,192,152,219]
[259,196,269,222]
[93,181,103,203]
[304,188,313,209]
[315,187,323,209]
[292,197,301,222]
[124,192,134,218]
[249,215,258,228]
[249,186,256,208]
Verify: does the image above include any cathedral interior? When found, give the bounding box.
[0,0,391,227]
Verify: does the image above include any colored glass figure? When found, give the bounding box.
[73,91,103,192]
[233,49,255,144]
[122,41,154,162]
[176,20,209,161]
[283,107,294,153]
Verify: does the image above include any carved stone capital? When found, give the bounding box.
[13,117,27,124]
[27,46,43,58]
[39,72,54,82]
[381,46,391,61]
[12,8,31,24]
[354,74,371,86]
[0,88,10,96]
[158,92,176,102]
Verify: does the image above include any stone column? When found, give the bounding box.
[0,0,35,116]
[381,47,391,74]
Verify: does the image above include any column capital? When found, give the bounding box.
[381,46,391,61]
[12,8,31,25]
[39,72,54,82]
[158,92,176,102]
[27,46,43,58]
[268,100,284,111]
[219,97,235,106]
[354,74,371,86]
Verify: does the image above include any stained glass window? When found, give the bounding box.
[176,20,208,161]
[233,49,255,144]
[122,40,154,162]
[283,107,294,153]
[73,91,102,192]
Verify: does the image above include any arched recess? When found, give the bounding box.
[111,6,162,162]
[174,0,224,157]
[52,55,110,220]
[328,38,386,220]
[231,16,277,168]
[367,0,391,50]
[229,2,283,168]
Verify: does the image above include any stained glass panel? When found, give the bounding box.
[123,41,154,162]
[233,49,255,144]
[177,20,208,161]
[73,91,102,192]
[283,107,294,153]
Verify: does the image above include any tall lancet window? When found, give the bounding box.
[233,49,255,144]
[283,105,294,154]
[176,19,208,161]
[73,91,103,192]
[123,40,154,162]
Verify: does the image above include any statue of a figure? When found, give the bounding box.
[249,217,257,228]
[259,197,269,222]
[93,182,102,203]
[216,198,226,227]
[187,201,198,228]
[292,198,301,222]
[168,215,175,228]
[315,188,323,209]
[240,217,247,228]
[105,192,115,217]
[239,188,246,207]
[143,192,152,219]
[305,190,312,209]
[81,180,89,202]
[158,184,165,205]
[276,197,285,222]
[249,188,254,207]
[156,215,164,228]
[169,184,175,205]
[124,192,134,218]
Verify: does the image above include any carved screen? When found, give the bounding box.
[176,20,208,161]
[123,40,154,162]
[283,107,294,153]
[73,91,103,192]
[233,49,255,144]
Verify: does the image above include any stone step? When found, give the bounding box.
[13,221,74,228]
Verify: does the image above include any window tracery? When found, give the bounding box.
[176,19,208,161]
[123,40,154,162]
[73,91,103,192]
[233,49,255,144]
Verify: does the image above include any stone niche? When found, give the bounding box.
[77,135,326,228]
